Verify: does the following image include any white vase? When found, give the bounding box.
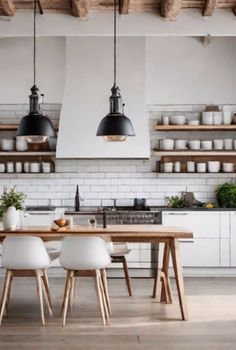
[3,206,18,231]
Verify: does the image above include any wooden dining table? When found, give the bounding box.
[0,224,193,321]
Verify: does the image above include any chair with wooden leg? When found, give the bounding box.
[107,242,133,297]
[0,236,52,326]
[59,236,111,327]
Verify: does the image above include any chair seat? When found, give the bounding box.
[110,248,131,257]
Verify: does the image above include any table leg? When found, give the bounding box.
[160,242,172,304]
[170,238,188,321]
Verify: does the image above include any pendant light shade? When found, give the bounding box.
[96,0,135,142]
[97,85,135,142]
[17,0,55,143]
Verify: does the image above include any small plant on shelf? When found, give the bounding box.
[166,195,189,208]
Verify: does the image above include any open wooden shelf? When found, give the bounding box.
[0,124,59,131]
[154,125,236,131]
[154,151,236,157]
[0,152,55,156]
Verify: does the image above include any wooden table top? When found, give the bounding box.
[0,225,193,240]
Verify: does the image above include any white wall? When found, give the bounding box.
[0,37,65,104]
[146,36,236,105]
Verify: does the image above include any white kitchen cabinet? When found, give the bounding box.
[230,211,236,266]
[162,211,222,267]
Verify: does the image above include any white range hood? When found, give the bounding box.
[56,36,150,159]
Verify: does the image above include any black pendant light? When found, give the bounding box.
[96,0,135,142]
[17,0,56,143]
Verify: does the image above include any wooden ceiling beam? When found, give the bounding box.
[71,0,90,18]
[119,0,130,14]
[203,0,218,17]
[0,0,16,16]
[161,0,182,19]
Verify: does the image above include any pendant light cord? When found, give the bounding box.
[114,0,117,87]
[33,0,37,86]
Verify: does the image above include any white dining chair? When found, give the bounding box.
[59,236,111,326]
[0,236,52,326]
[107,242,133,296]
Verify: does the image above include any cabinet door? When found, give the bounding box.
[162,211,220,238]
[230,212,236,266]
[23,212,54,226]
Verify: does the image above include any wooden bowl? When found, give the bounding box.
[54,219,67,228]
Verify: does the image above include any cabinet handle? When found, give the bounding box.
[179,240,194,243]
[168,213,188,216]
[28,213,51,216]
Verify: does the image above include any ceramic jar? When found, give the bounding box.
[2,206,18,230]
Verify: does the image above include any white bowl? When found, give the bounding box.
[188,140,201,150]
[160,139,174,150]
[169,115,186,125]
[188,120,200,126]
[208,161,221,173]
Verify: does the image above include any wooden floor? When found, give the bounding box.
[0,276,236,349]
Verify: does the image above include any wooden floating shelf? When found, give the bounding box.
[154,151,236,156]
[154,125,236,131]
[0,124,59,131]
[0,152,56,156]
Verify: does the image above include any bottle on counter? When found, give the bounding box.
[75,185,80,212]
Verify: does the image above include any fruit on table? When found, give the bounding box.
[205,202,215,208]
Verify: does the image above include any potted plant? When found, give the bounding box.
[0,187,27,230]
[216,183,236,208]
[166,195,189,208]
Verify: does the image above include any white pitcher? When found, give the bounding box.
[3,206,19,231]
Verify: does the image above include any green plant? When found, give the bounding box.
[0,187,27,220]
[216,183,236,208]
[166,195,189,208]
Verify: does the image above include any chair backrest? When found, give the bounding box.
[1,236,50,270]
[60,236,111,270]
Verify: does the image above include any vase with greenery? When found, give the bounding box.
[166,195,189,208]
[0,187,27,230]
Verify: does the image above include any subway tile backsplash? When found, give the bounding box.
[1,103,236,207]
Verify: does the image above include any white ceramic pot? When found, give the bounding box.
[163,162,173,173]
[197,163,207,173]
[223,111,232,125]
[213,139,224,150]
[208,161,221,173]
[188,140,201,150]
[223,163,234,173]
[16,136,28,152]
[175,139,187,150]
[2,206,18,230]
[201,140,212,150]
[187,161,195,173]
[224,139,233,150]
[160,139,174,151]
[169,115,186,125]
[202,112,213,125]
[213,112,223,125]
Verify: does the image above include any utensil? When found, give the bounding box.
[208,161,221,173]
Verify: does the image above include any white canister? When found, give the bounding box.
[187,161,195,173]
[15,162,22,173]
[30,162,41,173]
[174,162,181,173]
[201,140,212,150]
[223,163,234,173]
[42,162,51,173]
[188,140,201,150]
[6,162,14,173]
[213,112,223,125]
[24,162,30,173]
[2,138,15,151]
[175,139,187,150]
[163,162,173,173]
[223,111,232,125]
[160,139,174,151]
[202,112,213,125]
[213,139,224,150]
[0,163,5,173]
[197,163,207,173]
[162,116,169,125]
[208,161,221,173]
[224,139,233,150]
[16,136,28,151]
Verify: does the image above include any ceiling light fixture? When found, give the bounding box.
[17,0,56,143]
[96,0,135,142]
